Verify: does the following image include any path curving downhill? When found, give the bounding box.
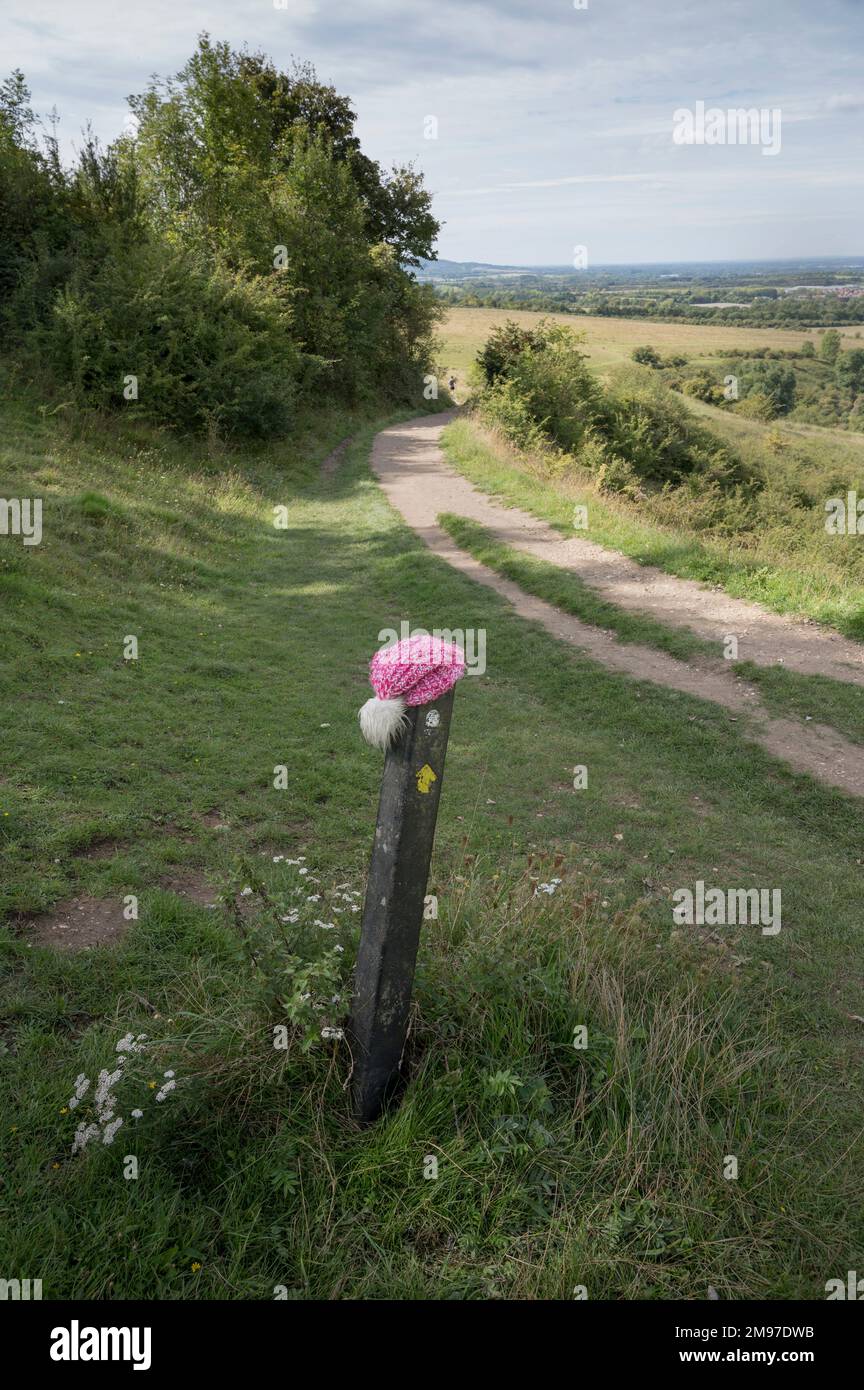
[371,411,864,798]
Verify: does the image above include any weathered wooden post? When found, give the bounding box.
[349,636,464,1122]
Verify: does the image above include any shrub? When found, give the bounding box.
[681,373,725,404]
[477,320,607,456]
[731,361,797,415]
[478,378,551,456]
[819,329,842,364]
[476,319,555,386]
[835,349,864,399]
[596,454,642,498]
[476,323,755,493]
[37,244,303,437]
[631,345,663,368]
[604,379,751,488]
[575,431,611,475]
[735,391,778,422]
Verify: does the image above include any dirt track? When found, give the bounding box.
[371,412,864,798]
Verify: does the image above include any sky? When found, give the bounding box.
[2,0,863,265]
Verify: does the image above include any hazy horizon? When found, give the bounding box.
[421,253,864,270]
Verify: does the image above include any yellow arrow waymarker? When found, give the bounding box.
[416,763,437,794]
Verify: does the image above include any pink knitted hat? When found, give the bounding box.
[358,634,465,749]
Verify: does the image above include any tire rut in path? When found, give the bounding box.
[371,412,864,799]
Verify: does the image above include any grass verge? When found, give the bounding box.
[440,414,864,639]
[438,512,714,663]
[1,394,863,1299]
[437,510,864,745]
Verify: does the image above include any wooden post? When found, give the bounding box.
[348,687,455,1122]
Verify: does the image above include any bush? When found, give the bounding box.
[595,454,642,498]
[631,345,663,368]
[476,319,556,386]
[735,391,778,422]
[835,349,864,399]
[477,319,607,456]
[476,322,755,493]
[605,382,747,487]
[819,329,842,364]
[478,378,551,456]
[37,244,303,437]
[1,43,442,437]
[681,373,725,404]
[730,361,797,415]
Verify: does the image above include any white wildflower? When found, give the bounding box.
[240,886,253,897]
[102,1117,124,1145]
[321,1027,344,1040]
[72,1121,100,1155]
[131,1109,143,1120]
[163,1070,175,1079]
[155,1079,177,1103]
[94,1064,125,1114]
[67,1073,90,1109]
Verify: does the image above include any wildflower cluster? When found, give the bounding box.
[237,856,361,1051]
[67,1033,179,1155]
[534,877,562,896]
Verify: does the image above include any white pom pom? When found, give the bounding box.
[358,696,408,750]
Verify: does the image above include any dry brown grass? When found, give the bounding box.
[438,305,863,380]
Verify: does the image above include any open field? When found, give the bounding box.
[438,306,864,383]
[3,393,864,1299]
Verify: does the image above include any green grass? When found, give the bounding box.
[437,511,864,746]
[440,414,864,640]
[438,512,714,663]
[2,391,864,1300]
[738,663,864,746]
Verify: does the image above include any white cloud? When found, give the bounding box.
[1,0,860,262]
